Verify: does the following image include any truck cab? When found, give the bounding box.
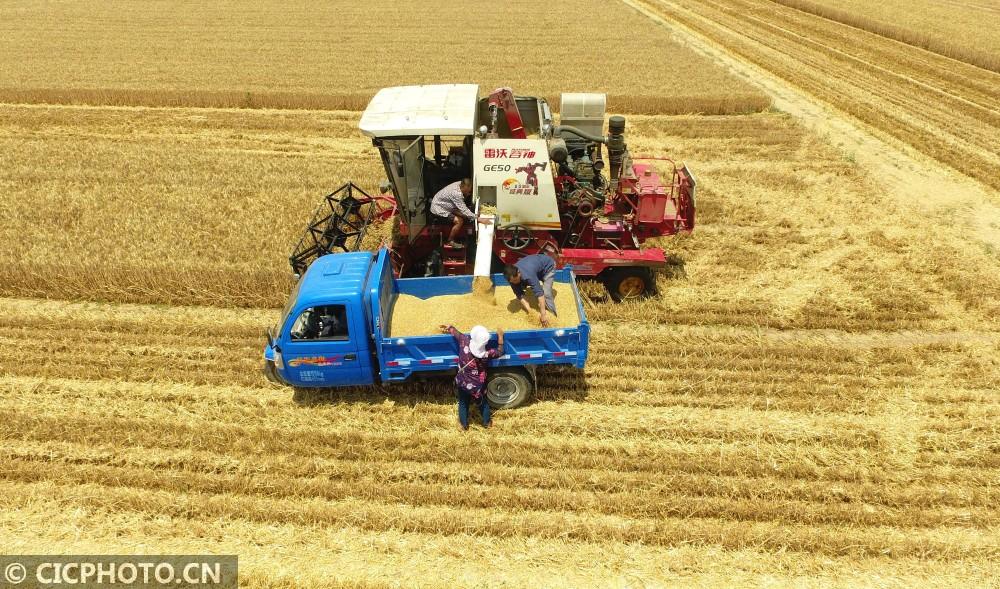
[266,252,377,387]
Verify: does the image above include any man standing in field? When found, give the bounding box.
[430,178,476,248]
[440,324,504,430]
[504,253,557,327]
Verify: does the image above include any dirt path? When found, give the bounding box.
[620,0,1000,249]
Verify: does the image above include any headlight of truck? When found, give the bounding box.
[274,350,284,370]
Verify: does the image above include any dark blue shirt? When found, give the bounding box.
[510,254,556,300]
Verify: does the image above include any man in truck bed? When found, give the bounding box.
[504,254,557,327]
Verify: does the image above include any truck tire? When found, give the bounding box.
[485,367,534,410]
[603,267,656,302]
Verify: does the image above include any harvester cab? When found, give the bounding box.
[289,85,480,277]
[359,84,479,245]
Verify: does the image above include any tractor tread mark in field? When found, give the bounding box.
[627,0,1000,190]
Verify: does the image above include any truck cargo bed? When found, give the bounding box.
[388,282,579,336]
[370,259,590,383]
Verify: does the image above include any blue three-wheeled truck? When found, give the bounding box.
[263,249,590,408]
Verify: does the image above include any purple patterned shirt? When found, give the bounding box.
[447,326,503,398]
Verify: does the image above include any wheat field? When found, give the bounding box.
[0,0,769,115]
[2,106,997,587]
[4,106,996,328]
[632,0,1000,191]
[2,1,999,587]
[775,0,1000,72]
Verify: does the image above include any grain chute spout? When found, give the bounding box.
[473,216,495,278]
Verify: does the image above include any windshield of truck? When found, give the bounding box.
[278,278,304,335]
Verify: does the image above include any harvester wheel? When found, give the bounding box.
[485,367,534,409]
[603,267,656,302]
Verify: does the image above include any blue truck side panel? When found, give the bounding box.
[269,248,589,388]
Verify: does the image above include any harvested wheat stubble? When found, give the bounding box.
[389,284,579,336]
[638,0,1000,191]
[774,0,1000,73]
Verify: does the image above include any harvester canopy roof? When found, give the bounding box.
[359,84,479,137]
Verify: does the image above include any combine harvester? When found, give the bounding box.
[289,84,696,301]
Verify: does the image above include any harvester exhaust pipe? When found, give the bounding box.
[607,115,626,191]
[553,115,626,189]
[553,125,606,144]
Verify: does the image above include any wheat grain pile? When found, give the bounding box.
[472,275,496,301]
[389,283,579,336]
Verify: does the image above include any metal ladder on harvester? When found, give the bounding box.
[441,208,497,277]
[441,242,468,276]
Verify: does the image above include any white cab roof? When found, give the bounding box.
[359,84,479,137]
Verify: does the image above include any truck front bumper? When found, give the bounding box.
[262,360,288,386]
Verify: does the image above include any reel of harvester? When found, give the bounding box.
[289,182,396,276]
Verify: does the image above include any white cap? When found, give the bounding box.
[469,325,490,358]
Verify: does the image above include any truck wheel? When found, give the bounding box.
[603,267,656,302]
[485,368,534,409]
